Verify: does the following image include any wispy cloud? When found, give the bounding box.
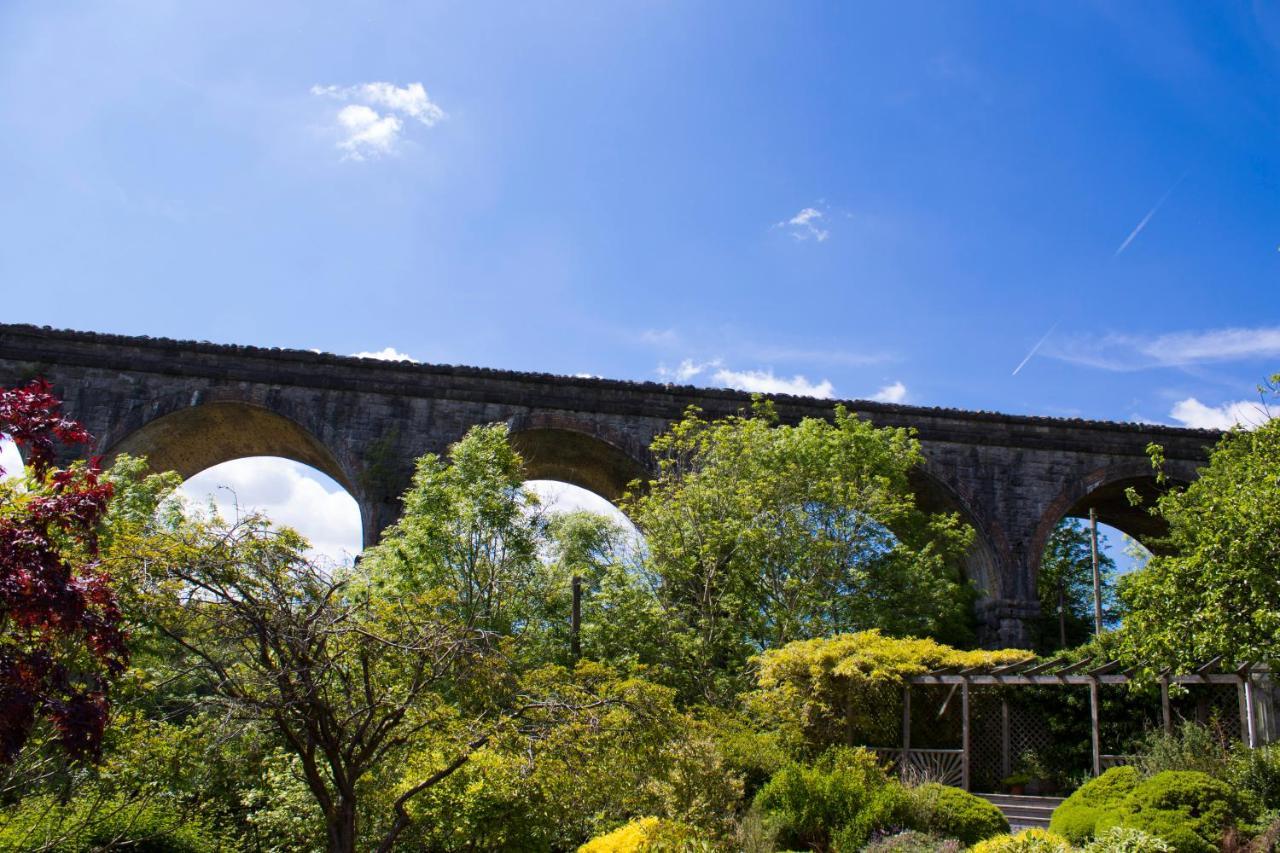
[870,381,907,403]
[637,328,679,346]
[350,347,418,362]
[311,82,445,160]
[777,206,830,242]
[1114,173,1187,256]
[1044,326,1280,371]
[1169,396,1272,430]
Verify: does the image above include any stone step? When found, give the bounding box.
[977,793,1063,831]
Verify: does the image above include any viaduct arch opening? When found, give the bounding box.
[107,401,365,559]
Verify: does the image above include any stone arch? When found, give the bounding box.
[1028,458,1197,585]
[909,464,1006,601]
[107,399,356,494]
[506,413,652,503]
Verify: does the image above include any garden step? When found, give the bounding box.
[976,794,1063,830]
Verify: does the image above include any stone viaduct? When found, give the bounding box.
[0,323,1220,646]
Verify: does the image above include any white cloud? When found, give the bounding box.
[657,358,714,383]
[0,437,22,481]
[1044,326,1280,371]
[1169,397,1272,430]
[178,457,362,566]
[870,381,907,403]
[712,366,835,398]
[311,81,445,160]
[777,206,830,242]
[335,104,402,160]
[350,347,418,362]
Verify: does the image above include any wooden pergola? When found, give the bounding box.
[879,656,1270,791]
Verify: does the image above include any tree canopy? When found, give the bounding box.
[621,400,975,701]
[1121,386,1280,673]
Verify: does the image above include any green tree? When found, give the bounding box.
[622,400,975,702]
[1121,382,1280,673]
[1036,519,1118,653]
[361,423,545,639]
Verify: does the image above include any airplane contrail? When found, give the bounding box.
[1114,172,1188,257]
[1012,323,1059,376]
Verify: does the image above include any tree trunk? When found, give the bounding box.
[1057,582,1067,649]
[327,799,358,853]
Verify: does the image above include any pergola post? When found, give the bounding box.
[1001,697,1011,780]
[962,680,971,791]
[1160,677,1172,735]
[901,684,912,768]
[1089,678,1101,777]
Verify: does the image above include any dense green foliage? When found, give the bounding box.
[9,381,1280,852]
[1121,380,1280,672]
[621,401,976,701]
[1099,771,1244,853]
[752,747,904,850]
[1081,827,1173,853]
[902,783,1010,845]
[749,631,1027,755]
[1051,767,1143,844]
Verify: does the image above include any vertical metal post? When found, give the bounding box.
[1090,508,1103,635]
[961,680,971,791]
[1238,677,1251,748]
[1001,697,1011,779]
[1160,677,1172,735]
[1089,678,1102,777]
[570,575,582,661]
[1245,673,1258,749]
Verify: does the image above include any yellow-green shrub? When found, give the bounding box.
[749,631,1028,752]
[577,817,709,852]
[970,828,1073,853]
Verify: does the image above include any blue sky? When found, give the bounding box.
[2,2,1277,564]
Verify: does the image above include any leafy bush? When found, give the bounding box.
[0,793,231,851]
[1082,826,1174,853]
[1050,765,1141,844]
[753,746,904,850]
[1133,722,1233,779]
[902,783,1009,844]
[577,817,711,852]
[970,828,1073,853]
[862,828,963,853]
[1100,770,1245,853]
[1229,744,1280,812]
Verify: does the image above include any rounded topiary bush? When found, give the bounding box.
[1082,825,1173,853]
[1050,765,1141,844]
[1101,770,1245,853]
[970,828,1073,853]
[902,783,1008,844]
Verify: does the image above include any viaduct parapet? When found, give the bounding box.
[0,323,1219,646]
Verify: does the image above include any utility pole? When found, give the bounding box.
[570,575,582,660]
[1090,508,1103,635]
